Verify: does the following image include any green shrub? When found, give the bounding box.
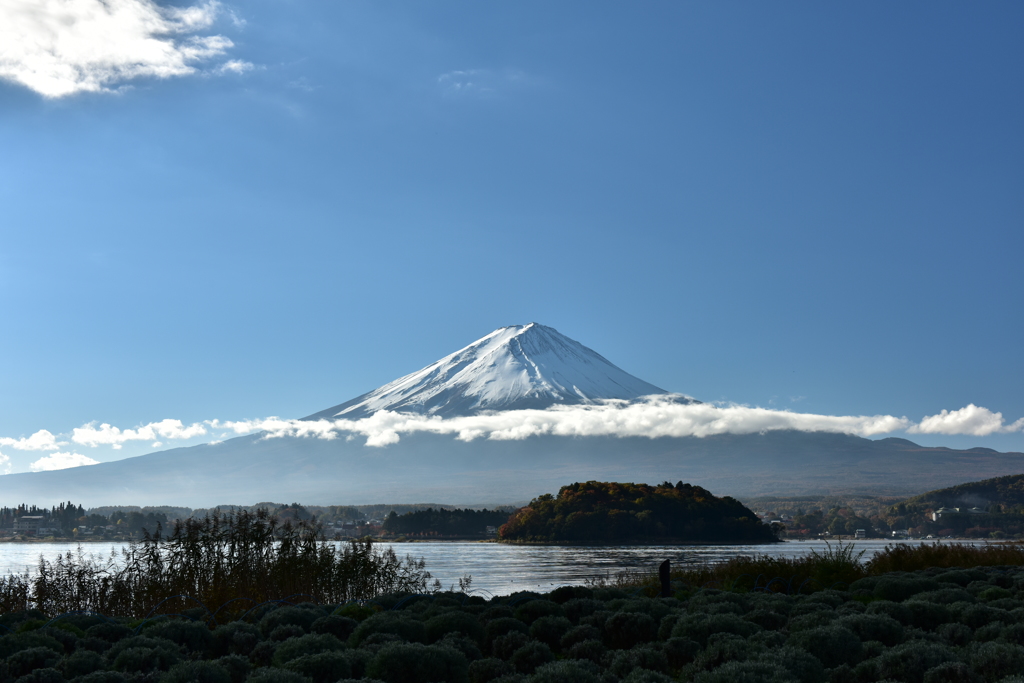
[913,588,974,605]
[146,618,214,653]
[670,613,760,647]
[437,633,482,662]
[15,668,64,683]
[560,625,600,650]
[609,644,670,677]
[161,660,232,683]
[786,625,862,669]
[787,610,839,632]
[565,639,604,663]
[508,641,554,675]
[468,657,508,683]
[866,600,914,626]
[104,635,179,663]
[350,612,427,646]
[491,632,529,660]
[872,576,943,602]
[922,661,983,683]
[530,659,601,683]
[603,611,657,650]
[272,633,345,666]
[873,641,958,683]
[0,632,65,659]
[906,601,954,629]
[483,618,529,649]
[214,654,250,683]
[838,613,904,646]
[426,611,484,644]
[758,646,824,683]
[620,670,675,683]
[212,621,261,657]
[109,646,181,674]
[259,607,320,636]
[75,637,112,654]
[283,651,352,683]
[365,642,469,683]
[548,586,594,604]
[691,659,796,683]
[663,637,699,668]
[269,625,306,642]
[246,669,312,683]
[528,616,571,650]
[691,633,756,672]
[744,609,787,631]
[7,647,62,678]
[64,649,105,678]
[69,672,129,683]
[249,640,277,667]
[562,599,603,624]
[85,623,132,643]
[935,623,972,647]
[968,642,1024,680]
[311,615,358,641]
[957,604,1011,629]
[979,586,1013,601]
[513,601,563,625]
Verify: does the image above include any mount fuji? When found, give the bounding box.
[306,323,687,420]
[2,324,1022,507]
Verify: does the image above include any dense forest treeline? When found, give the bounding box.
[381,508,511,537]
[499,481,777,543]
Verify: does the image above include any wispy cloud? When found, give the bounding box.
[436,68,529,97]
[0,0,247,98]
[30,451,99,472]
[0,429,62,451]
[0,452,10,475]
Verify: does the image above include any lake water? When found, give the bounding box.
[0,539,979,598]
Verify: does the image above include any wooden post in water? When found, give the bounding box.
[659,559,671,598]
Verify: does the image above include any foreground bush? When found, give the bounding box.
[0,542,1023,682]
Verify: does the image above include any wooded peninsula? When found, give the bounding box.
[497,480,778,544]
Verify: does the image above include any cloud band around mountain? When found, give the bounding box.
[1,400,1019,473]
[213,398,1024,447]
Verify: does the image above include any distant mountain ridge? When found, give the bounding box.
[898,473,1024,511]
[305,323,684,420]
[1,323,1022,507]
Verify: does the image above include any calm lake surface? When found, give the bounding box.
[0,539,980,597]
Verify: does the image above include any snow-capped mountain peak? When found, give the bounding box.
[305,323,684,420]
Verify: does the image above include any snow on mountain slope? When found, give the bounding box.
[305,323,687,420]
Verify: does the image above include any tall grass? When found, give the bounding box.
[592,541,1024,596]
[0,509,432,618]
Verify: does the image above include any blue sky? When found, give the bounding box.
[1,1,1022,474]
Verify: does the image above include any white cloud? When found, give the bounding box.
[908,404,1024,437]
[0,429,61,451]
[215,59,253,75]
[30,451,99,472]
[0,0,242,98]
[211,397,914,447]
[72,418,207,447]
[0,452,11,475]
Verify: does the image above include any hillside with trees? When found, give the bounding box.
[499,481,777,543]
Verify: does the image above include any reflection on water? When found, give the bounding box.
[0,539,976,597]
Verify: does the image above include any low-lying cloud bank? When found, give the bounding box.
[0,0,249,97]
[1,400,1021,473]
[212,398,1024,448]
